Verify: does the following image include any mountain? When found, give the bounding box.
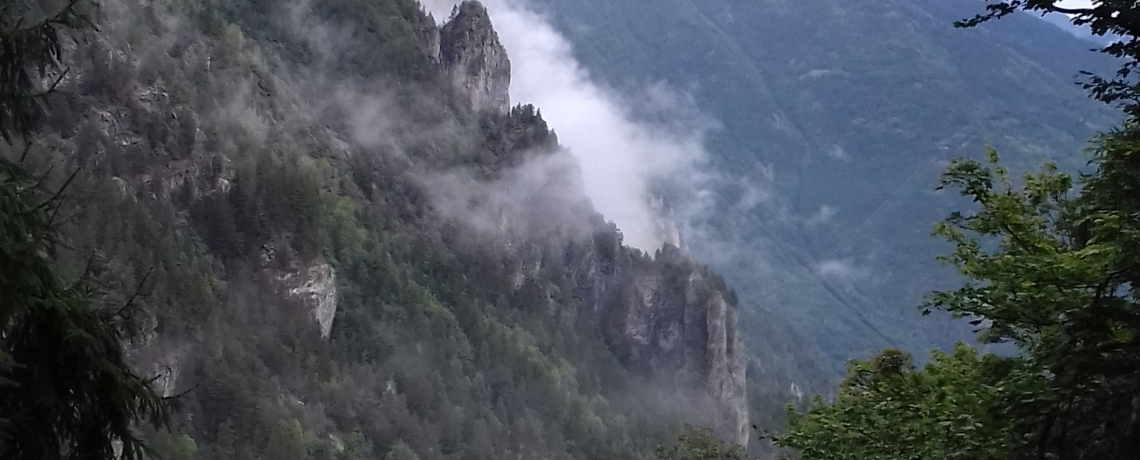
[13,0,1123,457]
[522,0,1121,366]
[13,0,787,457]
[1038,11,1118,46]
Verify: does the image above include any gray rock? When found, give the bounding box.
[600,246,749,445]
[285,262,339,339]
[439,1,511,114]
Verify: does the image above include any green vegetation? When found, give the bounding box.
[768,3,1140,460]
[0,1,172,459]
[2,0,752,459]
[11,0,1139,458]
[775,136,1140,459]
[775,345,1011,460]
[656,427,744,460]
[0,159,171,460]
[0,0,85,141]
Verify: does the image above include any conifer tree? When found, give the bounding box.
[0,1,171,459]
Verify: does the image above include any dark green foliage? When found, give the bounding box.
[774,344,1011,460]
[187,0,437,80]
[774,134,1140,460]
[0,0,86,141]
[192,156,333,261]
[0,159,170,460]
[0,2,173,459]
[14,1,751,459]
[656,427,744,460]
[480,104,559,168]
[758,3,1140,459]
[924,145,1140,460]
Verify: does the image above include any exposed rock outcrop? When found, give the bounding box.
[560,237,749,444]
[600,245,748,445]
[448,139,750,445]
[151,354,182,398]
[439,1,511,114]
[284,262,339,339]
[649,197,683,249]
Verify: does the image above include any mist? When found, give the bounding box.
[424,0,713,252]
[422,150,597,244]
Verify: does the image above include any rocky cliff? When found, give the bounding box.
[602,245,748,445]
[283,261,338,340]
[485,217,751,445]
[429,11,747,437]
[438,1,511,114]
[459,123,750,443]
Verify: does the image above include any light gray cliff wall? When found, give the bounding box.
[438,1,511,114]
[601,245,749,445]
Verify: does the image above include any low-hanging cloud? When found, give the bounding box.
[422,150,597,243]
[815,258,871,282]
[424,0,714,251]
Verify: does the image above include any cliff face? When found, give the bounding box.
[429,10,747,437]
[283,261,338,340]
[597,246,748,444]
[563,236,750,445]
[439,1,511,114]
[464,137,749,444]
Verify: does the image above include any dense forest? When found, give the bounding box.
[1,0,752,458]
[4,0,1140,460]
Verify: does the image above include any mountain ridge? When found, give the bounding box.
[22,0,774,457]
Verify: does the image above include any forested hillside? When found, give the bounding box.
[526,0,1122,365]
[0,0,779,458]
[11,0,1137,459]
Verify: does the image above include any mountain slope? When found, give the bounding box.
[1038,11,1117,45]
[526,0,1121,365]
[13,0,779,457]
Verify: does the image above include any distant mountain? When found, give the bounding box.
[1037,11,1118,46]
[525,0,1121,366]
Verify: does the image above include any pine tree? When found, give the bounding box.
[0,1,171,459]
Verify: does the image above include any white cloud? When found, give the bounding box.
[815,259,869,281]
[826,144,849,161]
[423,151,596,243]
[805,205,838,227]
[425,0,712,251]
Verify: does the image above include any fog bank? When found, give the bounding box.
[424,0,712,251]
